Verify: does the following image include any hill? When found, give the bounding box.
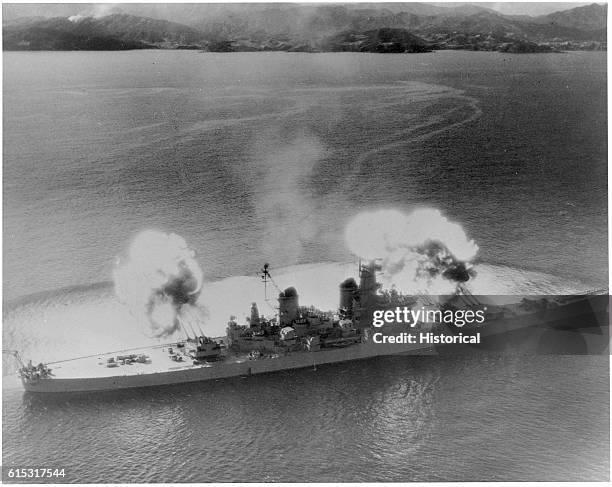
[534,3,607,31]
[3,3,607,52]
[3,13,207,50]
[320,27,431,52]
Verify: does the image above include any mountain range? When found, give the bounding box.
[2,3,606,52]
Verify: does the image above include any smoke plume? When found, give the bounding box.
[250,132,325,264]
[345,208,478,294]
[113,230,204,338]
[68,14,86,23]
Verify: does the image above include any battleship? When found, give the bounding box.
[7,262,436,393]
[6,262,609,393]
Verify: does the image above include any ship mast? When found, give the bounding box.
[261,263,271,302]
[260,263,281,317]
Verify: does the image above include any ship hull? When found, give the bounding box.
[22,340,433,393]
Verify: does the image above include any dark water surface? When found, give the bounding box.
[3,51,607,300]
[3,51,608,482]
[2,354,609,482]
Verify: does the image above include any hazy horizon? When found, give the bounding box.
[1,2,597,23]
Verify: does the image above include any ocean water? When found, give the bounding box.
[2,50,608,481]
[2,354,609,482]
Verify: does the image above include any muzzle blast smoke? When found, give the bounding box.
[345,208,478,294]
[113,230,204,338]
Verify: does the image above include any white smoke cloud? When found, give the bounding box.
[68,14,86,23]
[67,4,120,23]
[113,230,204,338]
[250,133,325,264]
[345,208,478,294]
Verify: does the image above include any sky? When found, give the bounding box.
[463,2,593,15]
[1,2,598,20]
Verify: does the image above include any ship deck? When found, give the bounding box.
[43,343,243,380]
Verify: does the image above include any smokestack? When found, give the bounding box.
[250,302,260,328]
[278,287,299,326]
[352,261,381,328]
[339,278,358,316]
[359,261,379,304]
